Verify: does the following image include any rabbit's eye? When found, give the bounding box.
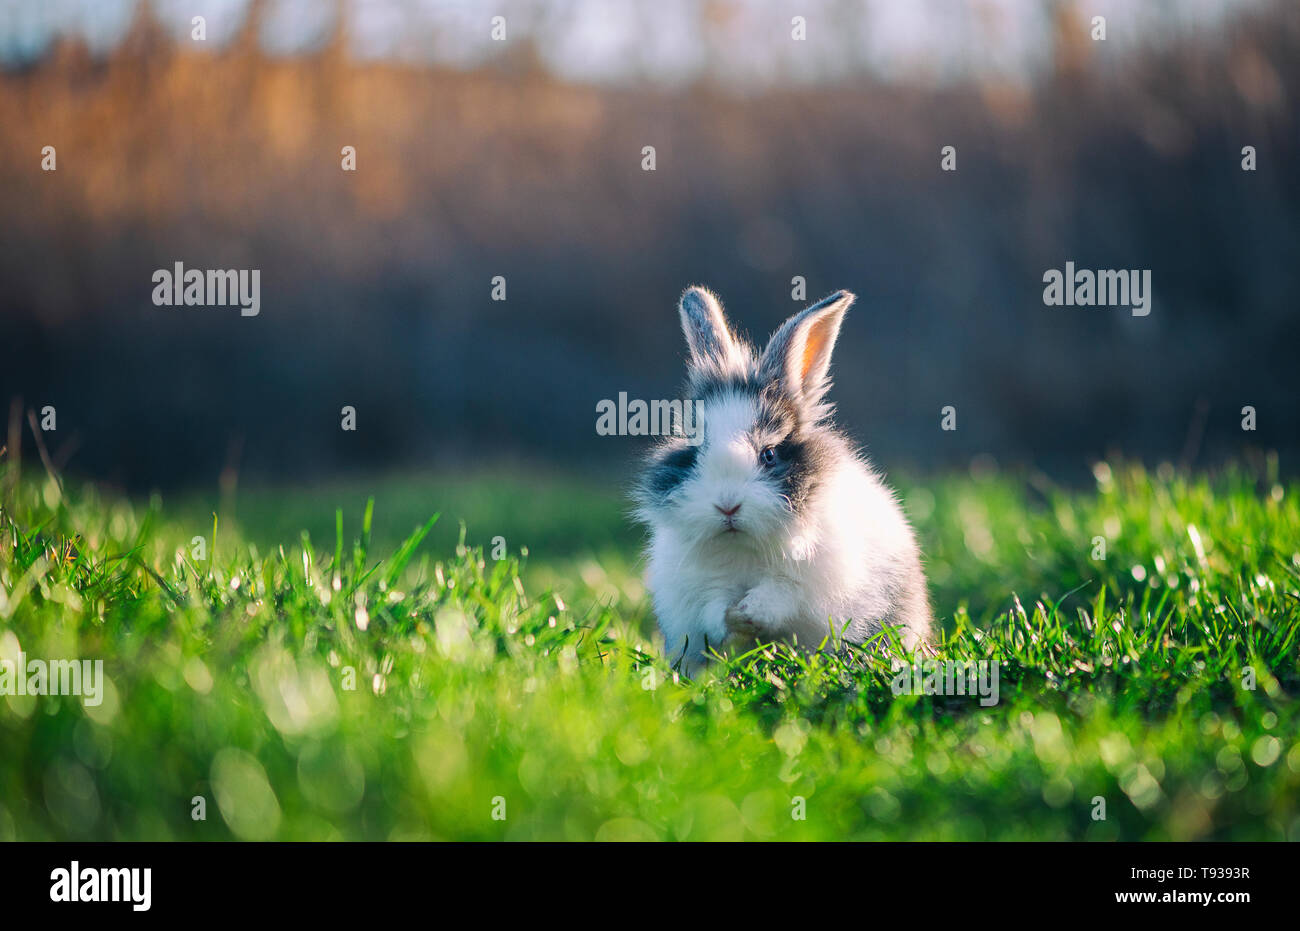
[759,446,778,466]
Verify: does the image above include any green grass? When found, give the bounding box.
[1,457,1298,840]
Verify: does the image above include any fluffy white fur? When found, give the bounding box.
[638,287,931,675]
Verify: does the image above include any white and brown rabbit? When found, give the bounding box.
[634,286,931,674]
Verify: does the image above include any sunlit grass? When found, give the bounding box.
[1,458,1298,840]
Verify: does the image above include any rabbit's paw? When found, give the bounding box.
[725,589,784,639]
[723,602,760,638]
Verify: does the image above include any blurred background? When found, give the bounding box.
[1,0,1296,499]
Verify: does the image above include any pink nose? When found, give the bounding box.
[715,503,741,517]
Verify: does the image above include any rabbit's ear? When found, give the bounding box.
[761,290,854,412]
[679,286,744,371]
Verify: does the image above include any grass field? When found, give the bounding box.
[1,457,1298,840]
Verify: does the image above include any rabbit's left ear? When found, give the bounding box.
[761,290,854,410]
[679,286,745,372]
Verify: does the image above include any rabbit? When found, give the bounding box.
[633,286,932,675]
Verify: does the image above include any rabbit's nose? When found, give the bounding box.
[715,503,741,517]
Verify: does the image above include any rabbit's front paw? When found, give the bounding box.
[725,590,780,639]
[724,602,760,638]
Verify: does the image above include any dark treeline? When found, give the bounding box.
[2,3,1297,490]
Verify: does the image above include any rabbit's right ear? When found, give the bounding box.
[679,286,744,372]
